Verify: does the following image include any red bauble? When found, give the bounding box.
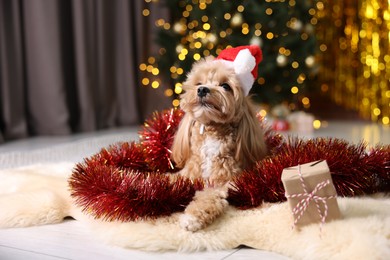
[272,119,289,131]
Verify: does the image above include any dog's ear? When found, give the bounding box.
[235,98,267,169]
[171,113,193,168]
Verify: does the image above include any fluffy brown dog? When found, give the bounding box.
[171,46,267,231]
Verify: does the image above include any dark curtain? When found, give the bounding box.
[0,0,170,143]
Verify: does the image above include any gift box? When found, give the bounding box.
[287,111,314,133]
[281,160,341,227]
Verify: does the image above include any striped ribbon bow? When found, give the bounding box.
[285,165,337,233]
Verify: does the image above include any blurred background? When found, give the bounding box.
[0,0,389,143]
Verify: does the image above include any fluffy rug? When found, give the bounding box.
[0,163,389,259]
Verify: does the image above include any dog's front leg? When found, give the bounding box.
[179,187,228,232]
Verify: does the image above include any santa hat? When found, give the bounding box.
[215,45,262,95]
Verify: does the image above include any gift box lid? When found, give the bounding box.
[281,160,329,182]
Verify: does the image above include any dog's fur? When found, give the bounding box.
[171,57,267,231]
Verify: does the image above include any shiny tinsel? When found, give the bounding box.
[69,158,204,221]
[139,109,184,172]
[94,142,149,172]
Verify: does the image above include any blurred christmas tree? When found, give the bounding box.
[141,0,319,108]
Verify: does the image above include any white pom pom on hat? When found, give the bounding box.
[215,45,263,96]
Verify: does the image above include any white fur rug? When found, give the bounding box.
[0,163,389,259]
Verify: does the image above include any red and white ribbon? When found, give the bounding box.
[285,165,337,233]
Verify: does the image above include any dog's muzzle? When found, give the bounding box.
[197,86,210,97]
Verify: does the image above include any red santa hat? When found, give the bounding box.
[215,45,262,96]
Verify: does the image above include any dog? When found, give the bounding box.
[171,45,267,231]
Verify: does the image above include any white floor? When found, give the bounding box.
[0,120,388,260]
[0,219,290,260]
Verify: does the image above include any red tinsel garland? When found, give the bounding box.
[96,142,149,171]
[69,109,390,222]
[140,109,184,172]
[70,163,204,221]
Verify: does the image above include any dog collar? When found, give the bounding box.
[200,124,205,135]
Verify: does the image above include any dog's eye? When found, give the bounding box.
[220,83,231,91]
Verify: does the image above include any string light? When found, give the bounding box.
[164,89,174,97]
[305,56,315,67]
[155,19,165,27]
[193,53,201,60]
[172,99,180,107]
[142,9,150,16]
[142,78,150,86]
[266,32,274,39]
[151,81,160,89]
[231,13,243,26]
[174,83,183,94]
[313,120,321,129]
[199,2,207,10]
[276,55,288,66]
[186,5,193,12]
[302,97,310,105]
[297,74,306,83]
[146,65,153,72]
[242,27,249,35]
[291,61,299,68]
[259,109,267,117]
[203,23,211,30]
[258,77,265,85]
[139,63,147,71]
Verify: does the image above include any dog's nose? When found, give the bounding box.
[197,86,210,97]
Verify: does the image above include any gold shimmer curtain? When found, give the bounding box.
[316,0,390,124]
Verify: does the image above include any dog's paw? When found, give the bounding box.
[179,213,203,232]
